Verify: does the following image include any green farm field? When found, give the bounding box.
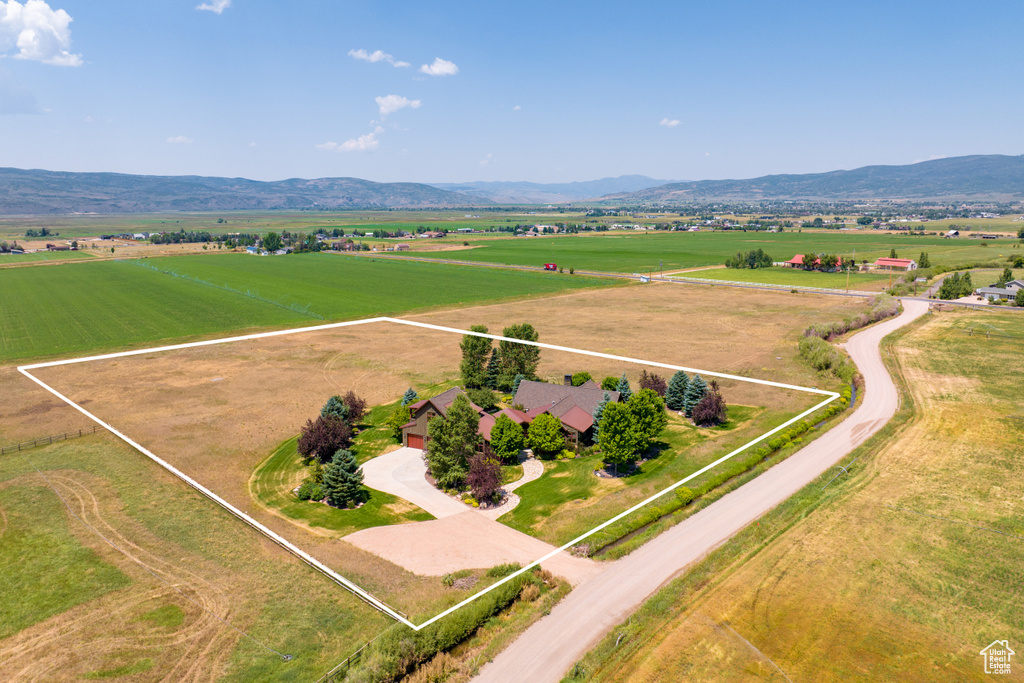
[0,253,609,363]
[427,230,1022,273]
[674,266,894,290]
[0,250,96,264]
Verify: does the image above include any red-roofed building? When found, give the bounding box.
[784,254,821,269]
[872,257,917,271]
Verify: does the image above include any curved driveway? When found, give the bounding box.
[474,299,930,683]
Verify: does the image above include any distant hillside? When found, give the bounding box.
[0,168,485,214]
[432,175,679,204]
[603,155,1024,203]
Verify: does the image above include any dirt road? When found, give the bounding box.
[473,299,930,683]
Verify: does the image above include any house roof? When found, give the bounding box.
[513,380,618,420]
[786,254,820,266]
[477,407,534,442]
[874,257,915,267]
[559,405,595,433]
[408,386,467,417]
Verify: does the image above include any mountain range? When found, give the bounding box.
[430,176,678,204]
[0,168,481,215]
[603,155,1024,203]
[0,155,1021,215]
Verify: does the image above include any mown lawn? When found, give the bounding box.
[677,266,892,290]
[0,252,609,363]
[0,249,96,264]
[249,437,433,536]
[501,404,776,546]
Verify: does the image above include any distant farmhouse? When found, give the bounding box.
[871,257,917,271]
[401,379,620,455]
[976,279,1024,301]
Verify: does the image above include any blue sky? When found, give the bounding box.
[1,0,1022,183]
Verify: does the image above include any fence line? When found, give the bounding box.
[1,425,105,455]
[317,643,370,683]
[123,259,325,320]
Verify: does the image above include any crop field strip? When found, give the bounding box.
[18,316,838,633]
[0,253,608,363]
[416,231,1021,273]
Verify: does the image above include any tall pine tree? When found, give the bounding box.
[592,392,611,444]
[323,449,364,508]
[484,350,501,390]
[401,388,418,406]
[665,371,689,411]
[682,374,708,418]
[616,373,633,402]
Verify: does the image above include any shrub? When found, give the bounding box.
[467,452,502,502]
[486,562,522,578]
[386,404,411,442]
[638,369,667,397]
[600,376,619,391]
[527,413,565,459]
[692,380,727,426]
[298,415,353,464]
[466,387,499,411]
[295,480,322,501]
[571,371,593,386]
[489,414,525,463]
[520,583,541,602]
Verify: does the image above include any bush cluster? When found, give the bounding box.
[579,385,852,557]
[346,574,532,683]
[798,336,855,383]
[803,294,900,341]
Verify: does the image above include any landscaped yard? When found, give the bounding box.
[501,404,782,547]
[249,437,434,536]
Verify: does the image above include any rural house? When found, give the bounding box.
[401,387,482,450]
[783,254,820,269]
[512,379,621,449]
[975,279,1024,301]
[872,257,917,271]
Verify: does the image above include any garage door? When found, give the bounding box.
[407,433,424,449]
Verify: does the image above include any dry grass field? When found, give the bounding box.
[24,282,863,608]
[569,307,1024,682]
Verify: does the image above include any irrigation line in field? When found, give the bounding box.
[123,259,324,320]
[22,455,294,662]
[18,317,838,632]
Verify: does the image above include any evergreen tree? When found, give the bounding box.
[511,373,525,396]
[459,325,492,388]
[592,392,611,444]
[665,371,689,411]
[683,374,709,418]
[484,350,501,390]
[401,388,418,406]
[918,252,931,269]
[616,373,633,402]
[889,248,898,258]
[323,449,364,508]
[321,395,349,421]
[997,267,1014,287]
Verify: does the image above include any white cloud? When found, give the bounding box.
[196,0,230,14]
[513,105,521,111]
[348,48,409,68]
[479,153,493,167]
[659,117,680,128]
[166,135,193,144]
[0,0,82,66]
[248,141,257,147]
[419,57,458,76]
[317,131,380,153]
[375,94,421,117]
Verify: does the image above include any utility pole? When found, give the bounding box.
[846,248,854,293]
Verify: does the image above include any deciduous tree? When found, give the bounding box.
[571,371,593,386]
[298,415,353,464]
[489,414,525,463]
[692,380,728,426]
[460,325,492,388]
[601,376,619,391]
[467,453,502,502]
[638,370,667,397]
[527,413,565,459]
[386,404,411,441]
[627,389,668,451]
[497,323,541,390]
[598,402,640,470]
[342,390,367,423]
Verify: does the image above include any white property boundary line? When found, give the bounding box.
[17,317,839,632]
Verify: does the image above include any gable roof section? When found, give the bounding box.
[409,386,468,417]
[874,257,915,267]
[513,380,619,418]
[559,405,595,433]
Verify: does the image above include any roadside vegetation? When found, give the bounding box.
[566,308,1024,682]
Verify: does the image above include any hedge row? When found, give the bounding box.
[581,385,853,558]
[804,294,899,341]
[345,574,530,683]
[798,336,856,383]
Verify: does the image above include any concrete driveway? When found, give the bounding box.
[360,446,469,519]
